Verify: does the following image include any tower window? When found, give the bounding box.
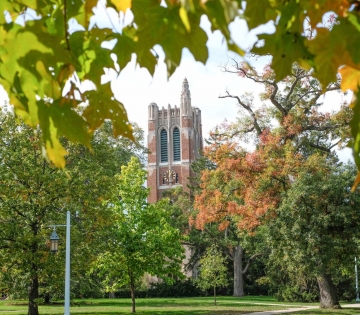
[160,129,168,163]
[173,127,181,161]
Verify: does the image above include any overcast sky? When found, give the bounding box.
[0,2,353,162]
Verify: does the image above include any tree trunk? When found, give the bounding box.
[214,286,216,306]
[130,280,136,313]
[317,274,341,309]
[28,276,39,315]
[233,245,245,297]
[109,279,115,298]
[44,293,50,304]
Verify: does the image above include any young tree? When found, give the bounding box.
[0,110,146,315]
[95,157,184,313]
[1,1,360,167]
[197,245,229,305]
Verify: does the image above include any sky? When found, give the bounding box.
[0,2,353,162]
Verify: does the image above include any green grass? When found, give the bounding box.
[0,296,359,315]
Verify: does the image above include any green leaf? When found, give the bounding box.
[254,32,313,81]
[306,26,350,88]
[132,0,207,77]
[83,83,134,140]
[112,26,136,71]
[42,99,91,147]
[38,100,68,167]
[244,0,276,29]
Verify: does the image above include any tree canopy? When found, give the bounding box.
[1,0,360,170]
[0,109,145,315]
[267,159,360,308]
[195,63,351,231]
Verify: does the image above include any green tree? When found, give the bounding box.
[197,245,229,305]
[0,110,145,315]
[95,157,184,313]
[267,158,360,308]
[2,1,360,171]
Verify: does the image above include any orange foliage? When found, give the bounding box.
[194,130,306,232]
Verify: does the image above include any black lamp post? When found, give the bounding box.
[50,229,59,253]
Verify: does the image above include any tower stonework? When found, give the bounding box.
[147,78,203,203]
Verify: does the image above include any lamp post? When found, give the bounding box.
[356,257,360,302]
[49,211,71,315]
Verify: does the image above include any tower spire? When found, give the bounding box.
[180,77,191,116]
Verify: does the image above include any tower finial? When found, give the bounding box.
[180,78,191,116]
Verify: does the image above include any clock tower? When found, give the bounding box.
[147,78,203,203]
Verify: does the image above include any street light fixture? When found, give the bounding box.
[49,229,59,253]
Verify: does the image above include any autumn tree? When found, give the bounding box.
[0,110,146,315]
[1,0,360,169]
[194,63,352,308]
[196,63,351,230]
[95,157,184,313]
[165,162,263,298]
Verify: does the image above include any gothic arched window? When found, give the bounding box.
[160,129,168,163]
[173,127,181,161]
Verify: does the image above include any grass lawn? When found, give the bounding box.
[0,296,358,315]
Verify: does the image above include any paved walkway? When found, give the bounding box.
[237,302,360,315]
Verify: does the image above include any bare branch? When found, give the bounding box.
[219,91,262,135]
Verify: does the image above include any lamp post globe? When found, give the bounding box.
[50,229,59,253]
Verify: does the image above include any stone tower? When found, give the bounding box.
[147,78,203,203]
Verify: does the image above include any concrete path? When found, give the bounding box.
[237,302,360,315]
[240,305,317,315]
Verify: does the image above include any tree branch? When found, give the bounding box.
[219,91,262,135]
[242,252,263,274]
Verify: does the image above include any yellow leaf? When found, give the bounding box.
[44,118,68,168]
[110,0,132,13]
[339,65,360,93]
[179,7,191,32]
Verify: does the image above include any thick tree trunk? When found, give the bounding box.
[130,281,136,313]
[233,245,245,297]
[317,274,341,309]
[28,276,39,315]
[214,286,216,306]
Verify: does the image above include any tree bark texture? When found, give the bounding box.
[317,274,341,309]
[28,275,39,315]
[233,245,245,297]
